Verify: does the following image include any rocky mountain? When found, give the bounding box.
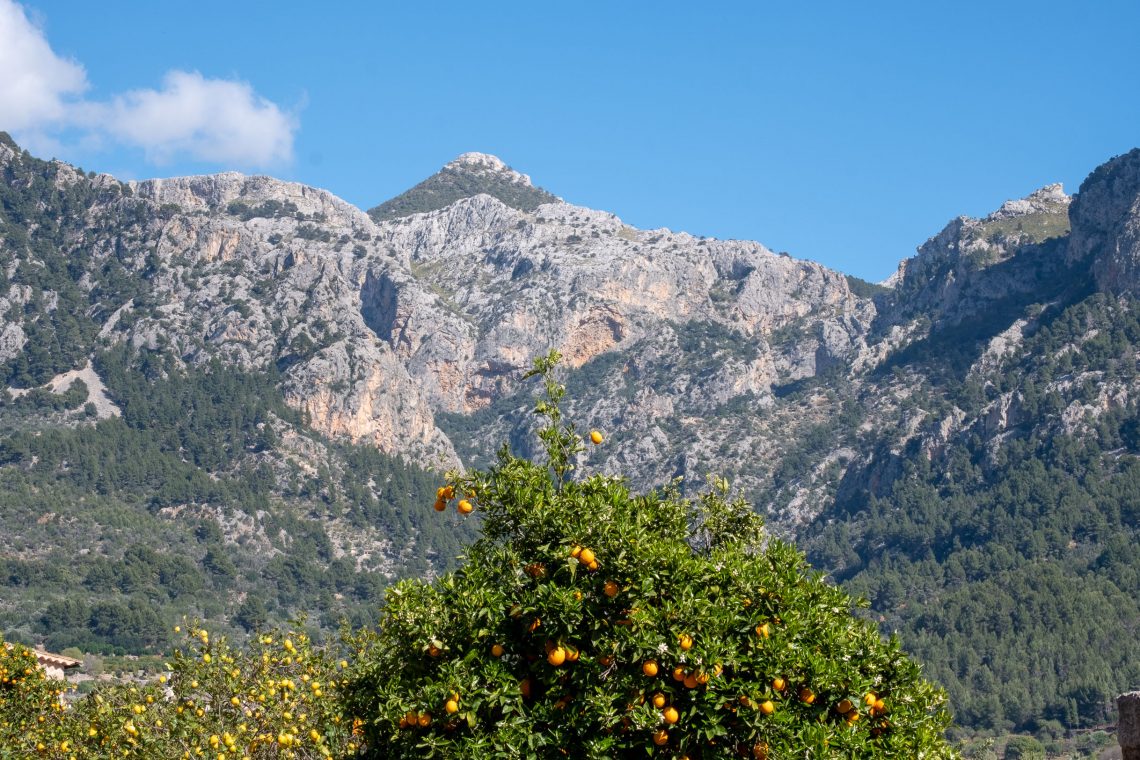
[1,131,1138,733]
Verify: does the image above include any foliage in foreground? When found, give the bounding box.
[1,625,359,759]
[341,352,955,758]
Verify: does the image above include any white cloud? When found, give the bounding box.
[0,0,296,168]
[91,71,296,166]
[0,0,87,131]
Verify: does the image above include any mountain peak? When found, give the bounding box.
[987,182,1070,221]
[368,152,558,223]
[446,152,531,181]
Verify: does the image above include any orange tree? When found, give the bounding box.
[341,351,956,758]
[1,624,358,758]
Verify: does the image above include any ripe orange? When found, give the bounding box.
[578,548,596,565]
[587,559,599,571]
[760,700,775,715]
[800,687,816,704]
[678,633,693,650]
[590,430,603,444]
[662,706,679,724]
[570,545,582,558]
[755,623,770,638]
[445,699,458,714]
[433,499,446,511]
[565,646,580,662]
[457,499,473,514]
[772,677,786,692]
[652,692,667,708]
[683,673,699,689]
[642,660,659,677]
[864,692,876,706]
[837,699,854,714]
[874,698,885,712]
[418,712,432,727]
[672,667,686,682]
[652,729,669,746]
[427,645,441,658]
[603,580,619,597]
[598,655,614,667]
[491,644,504,657]
[519,678,532,698]
[547,647,567,666]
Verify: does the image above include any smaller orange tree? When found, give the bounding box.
[341,351,956,758]
[1,624,357,758]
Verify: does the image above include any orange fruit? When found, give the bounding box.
[491,644,504,657]
[652,729,669,746]
[418,712,431,727]
[566,646,580,662]
[547,647,567,666]
[759,700,775,715]
[590,430,604,444]
[837,699,854,714]
[755,623,770,638]
[678,633,693,650]
[457,499,473,514]
[772,677,786,692]
[847,711,861,723]
[642,660,659,677]
[570,545,582,558]
[874,698,885,712]
[587,559,599,571]
[753,742,769,759]
[604,580,619,597]
[652,692,667,708]
[683,673,699,689]
[445,699,458,714]
[864,692,876,706]
[739,695,750,707]
[799,687,816,705]
[528,617,541,632]
[519,678,532,698]
[433,499,446,512]
[578,548,595,565]
[672,667,686,682]
[427,645,441,657]
[662,706,679,724]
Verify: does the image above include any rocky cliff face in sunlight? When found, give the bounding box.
[4,132,1140,531]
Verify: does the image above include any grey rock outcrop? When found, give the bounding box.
[1068,148,1140,294]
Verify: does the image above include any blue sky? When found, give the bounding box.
[3,1,1139,281]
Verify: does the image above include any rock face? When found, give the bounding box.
[4,135,1140,532]
[885,183,1072,329]
[1069,148,1140,294]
